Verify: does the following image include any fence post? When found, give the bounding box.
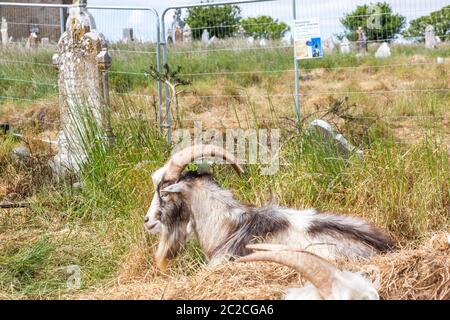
[161,10,171,144]
[292,0,301,131]
[59,7,65,36]
[151,9,164,135]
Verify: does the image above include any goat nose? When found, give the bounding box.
[144,216,149,223]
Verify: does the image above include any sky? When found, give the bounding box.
[87,0,450,42]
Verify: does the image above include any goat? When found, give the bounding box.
[144,145,393,270]
[237,244,379,300]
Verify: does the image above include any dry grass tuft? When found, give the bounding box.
[75,233,449,300]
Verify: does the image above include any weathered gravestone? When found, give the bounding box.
[50,0,113,175]
[201,29,210,44]
[122,28,134,43]
[356,27,368,55]
[26,32,40,49]
[323,37,335,54]
[174,25,183,44]
[237,25,246,38]
[259,38,267,47]
[375,42,391,59]
[1,17,8,45]
[425,25,436,49]
[309,119,363,160]
[183,24,192,44]
[41,37,50,46]
[340,37,351,54]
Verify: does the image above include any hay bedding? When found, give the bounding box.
[77,233,449,300]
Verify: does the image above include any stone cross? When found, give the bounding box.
[50,2,113,175]
[201,29,210,44]
[183,24,192,44]
[425,25,436,49]
[340,36,351,54]
[1,17,8,46]
[174,25,183,44]
[356,27,368,54]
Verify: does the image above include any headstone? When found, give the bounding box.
[41,37,50,46]
[208,35,217,45]
[50,0,113,175]
[201,29,210,44]
[437,57,444,64]
[393,35,411,45]
[237,25,246,38]
[259,38,267,47]
[174,25,183,44]
[122,28,134,43]
[309,119,363,160]
[170,8,185,42]
[1,17,8,46]
[26,32,40,49]
[340,36,351,54]
[425,25,436,49]
[183,24,192,44]
[167,33,174,46]
[375,42,391,59]
[356,27,368,54]
[246,36,255,45]
[323,37,335,54]
[282,35,292,46]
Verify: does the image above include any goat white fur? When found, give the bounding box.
[238,244,379,300]
[144,145,393,270]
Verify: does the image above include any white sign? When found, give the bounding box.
[293,18,323,60]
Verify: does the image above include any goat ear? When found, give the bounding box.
[161,181,188,194]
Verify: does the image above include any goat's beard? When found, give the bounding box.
[155,225,187,270]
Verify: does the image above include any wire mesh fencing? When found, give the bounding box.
[0,0,449,147]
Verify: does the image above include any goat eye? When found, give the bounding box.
[160,193,170,201]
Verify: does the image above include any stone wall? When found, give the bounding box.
[0,0,72,42]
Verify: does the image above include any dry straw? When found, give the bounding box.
[76,232,449,300]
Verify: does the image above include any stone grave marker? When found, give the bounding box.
[340,36,351,54]
[183,24,192,44]
[201,29,210,44]
[375,42,391,59]
[122,28,134,43]
[1,17,8,45]
[50,0,113,175]
[356,27,368,55]
[425,25,436,49]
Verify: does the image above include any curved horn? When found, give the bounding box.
[164,144,244,181]
[237,246,336,299]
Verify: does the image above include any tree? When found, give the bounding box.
[403,6,450,42]
[240,16,289,40]
[340,2,406,42]
[185,4,241,39]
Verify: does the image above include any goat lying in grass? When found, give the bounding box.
[144,145,393,270]
[238,244,379,300]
